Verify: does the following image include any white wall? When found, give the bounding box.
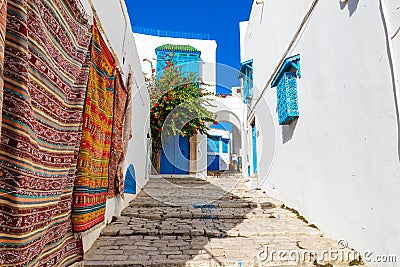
[133,33,217,93]
[239,21,249,63]
[196,133,208,178]
[381,0,400,163]
[80,0,150,252]
[243,0,400,264]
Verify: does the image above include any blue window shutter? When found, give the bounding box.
[222,139,229,153]
[155,46,201,79]
[207,138,218,152]
[207,136,221,153]
[277,72,299,125]
[240,59,253,104]
[272,55,301,125]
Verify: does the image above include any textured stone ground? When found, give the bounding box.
[84,176,361,266]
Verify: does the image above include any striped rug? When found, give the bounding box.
[123,73,133,155]
[0,0,91,266]
[72,20,116,232]
[0,0,6,137]
[108,70,128,198]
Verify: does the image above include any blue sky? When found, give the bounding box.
[125,0,253,94]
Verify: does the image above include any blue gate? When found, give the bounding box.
[251,121,258,174]
[160,135,190,174]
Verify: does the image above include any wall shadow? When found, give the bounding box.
[340,0,360,16]
[84,176,358,266]
[281,118,298,144]
[379,0,400,161]
[84,177,275,266]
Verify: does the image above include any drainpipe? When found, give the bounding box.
[240,77,249,178]
[248,0,320,119]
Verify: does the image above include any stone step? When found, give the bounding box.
[86,177,364,267]
[127,200,275,209]
[101,222,305,238]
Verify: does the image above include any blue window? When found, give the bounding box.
[271,55,301,125]
[239,59,253,104]
[207,136,220,153]
[155,44,201,79]
[222,138,229,153]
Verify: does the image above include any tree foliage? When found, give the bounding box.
[144,54,216,171]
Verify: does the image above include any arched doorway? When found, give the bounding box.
[206,107,244,174]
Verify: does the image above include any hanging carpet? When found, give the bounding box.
[0,0,91,266]
[72,20,116,233]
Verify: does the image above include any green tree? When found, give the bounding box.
[144,54,216,173]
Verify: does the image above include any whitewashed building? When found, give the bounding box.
[240,0,400,264]
[133,32,217,177]
[133,32,217,93]
[207,128,231,171]
[207,93,248,176]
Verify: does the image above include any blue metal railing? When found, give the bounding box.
[133,27,211,40]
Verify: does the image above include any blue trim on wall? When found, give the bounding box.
[272,54,301,87]
[239,59,253,73]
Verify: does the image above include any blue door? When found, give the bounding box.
[160,136,175,174]
[160,135,190,174]
[251,121,258,174]
[207,155,220,171]
[207,136,221,171]
[176,135,190,174]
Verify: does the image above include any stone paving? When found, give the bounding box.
[85,176,362,266]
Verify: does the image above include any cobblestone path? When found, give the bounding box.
[85,176,360,266]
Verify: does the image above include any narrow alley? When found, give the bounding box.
[85,176,358,266]
[0,0,399,266]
